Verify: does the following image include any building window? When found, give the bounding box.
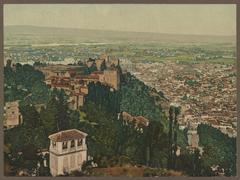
[77,139,83,146]
[62,141,68,150]
[70,140,75,148]
[52,141,56,148]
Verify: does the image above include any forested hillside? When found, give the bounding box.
[4,62,50,105]
[3,64,236,177]
[81,81,170,168]
[120,72,168,129]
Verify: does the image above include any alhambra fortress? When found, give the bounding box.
[35,53,120,110]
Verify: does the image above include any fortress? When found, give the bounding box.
[36,54,120,110]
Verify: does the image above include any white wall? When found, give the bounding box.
[49,138,87,176]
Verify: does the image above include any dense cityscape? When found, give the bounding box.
[130,61,237,137]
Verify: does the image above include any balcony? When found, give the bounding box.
[76,144,87,151]
[69,146,77,152]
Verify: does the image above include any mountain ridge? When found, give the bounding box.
[4,25,236,44]
[5,25,235,37]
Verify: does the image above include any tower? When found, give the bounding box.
[103,69,120,90]
[48,129,88,176]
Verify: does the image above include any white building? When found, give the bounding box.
[187,122,204,155]
[187,130,199,148]
[3,101,22,129]
[48,129,88,176]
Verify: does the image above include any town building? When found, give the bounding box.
[48,129,88,176]
[121,111,149,127]
[187,122,203,154]
[3,101,23,129]
[187,129,199,148]
[187,122,199,148]
[36,65,85,79]
[68,93,85,110]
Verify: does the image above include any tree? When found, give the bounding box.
[146,120,168,167]
[80,102,120,167]
[88,62,97,73]
[40,97,59,134]
[69,110,80,129]
[56,90,69,130]
[4,105,48,175]
[172,105,181,169]
[197,124,236,176]
[21,105,41,129]
[168,104,181,170]
[119,73,168,129]
[4,63,51,104]
[168,106,174,169]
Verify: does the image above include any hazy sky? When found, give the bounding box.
[4,4,236,36]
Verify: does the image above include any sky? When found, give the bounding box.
[4,4,236,36]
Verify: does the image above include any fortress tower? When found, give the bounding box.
[103,69,120,90]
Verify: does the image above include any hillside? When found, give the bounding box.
[4,25,236,45]
[4,63,236,176]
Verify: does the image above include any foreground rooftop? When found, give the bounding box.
[48,129,87,142]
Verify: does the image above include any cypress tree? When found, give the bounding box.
[168,106,174,169]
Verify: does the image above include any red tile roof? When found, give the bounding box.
[134,116,149,126]
[48,129,87,142]
[122,112,149,126]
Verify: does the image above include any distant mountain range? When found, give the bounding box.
[4,25,236,44]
